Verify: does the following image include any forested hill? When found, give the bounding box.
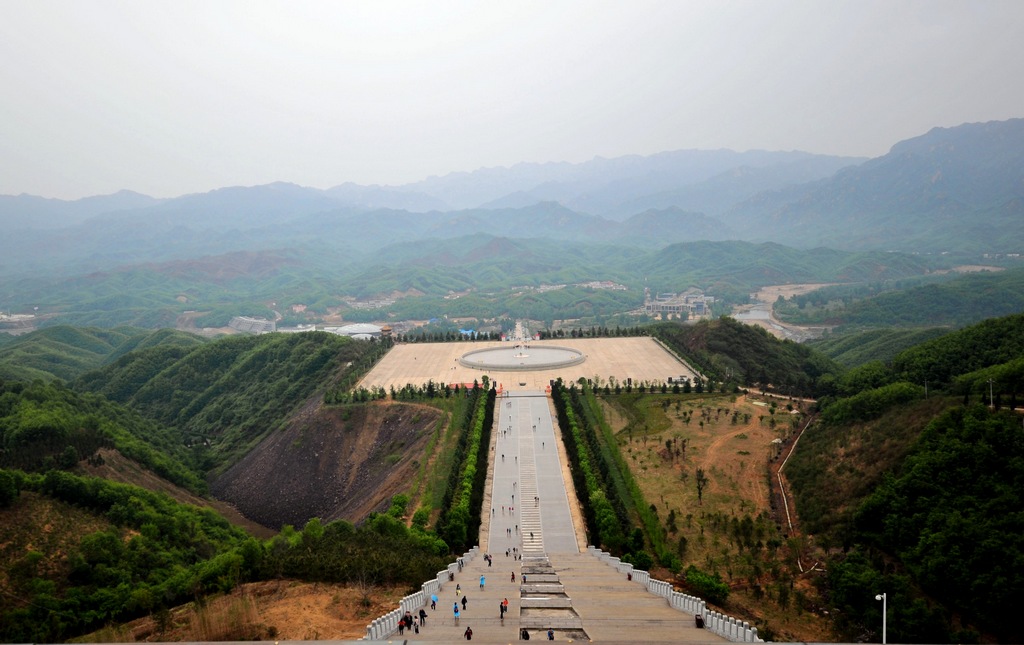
[808,327,951,368]
[74,332,389,476]
[0,379,201,492]
[775,266,1024,330]
[804,314,1024,431]
[651,317,841,397]
[889,312,1024,390]
[0,326,205,382]
[0,238,942,331]
[786,314,1024,641]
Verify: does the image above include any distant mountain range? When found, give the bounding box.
[1,119,1022,280]
[722,119,1024,251]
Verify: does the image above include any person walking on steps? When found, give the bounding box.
[511,571,516,582]
[464,625,473,640]
[453,603,460,625]
[479,574,485,590]
[461,595,468,610]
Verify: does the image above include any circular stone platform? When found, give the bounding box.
[459,345,585,372]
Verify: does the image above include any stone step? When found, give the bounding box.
[521,583,564,594]
[521,573,560,583]
[520,597,574,609]
[520,616,584,630]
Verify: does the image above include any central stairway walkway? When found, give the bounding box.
[368,391,727,642]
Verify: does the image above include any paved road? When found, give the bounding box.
[490,391,579,555]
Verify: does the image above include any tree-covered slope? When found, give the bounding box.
[775,267,1024,330]
[787,312,1024,642]
[854,406,1024,642]
[888,312,1024,388]
[651,317,841,397]
[821,313,1024,410]
[808,327,951,368]
[0,470,250,643]
[75,332,388,475]
[0,326,205,382]
[0,470,450,643]
[0,379,202,491]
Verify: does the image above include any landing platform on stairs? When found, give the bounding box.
[390,550,725,643]
[547,552,724,642]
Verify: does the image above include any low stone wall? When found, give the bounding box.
[586,546,762,643]
[363,546,479,640]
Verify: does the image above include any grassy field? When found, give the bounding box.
[598,391,832,642]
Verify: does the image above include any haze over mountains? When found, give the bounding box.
[1,119,1021,282]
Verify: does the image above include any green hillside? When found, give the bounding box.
[75,331,388,475]
[651,317,841,397]
[775,267,1024,330]
[0,470,250,643]
[0,379,201,492]
[0,469,450,644]
[3,238,944,330]
[0,329,452,644]
[807,327,949,367]
[889,312,1024,388]
[855,406,1023,642]
[0,326,205,382]
[787,312,1024,642]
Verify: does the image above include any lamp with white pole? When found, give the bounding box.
[875,593,887,644]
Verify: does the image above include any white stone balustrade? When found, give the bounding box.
[586,546,762,642]
[363,547,479,640]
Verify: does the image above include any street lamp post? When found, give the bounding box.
[875,593,887,644]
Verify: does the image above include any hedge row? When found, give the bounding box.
[436,382,495,552]
[551,379,628,553]
[578,385,681,571]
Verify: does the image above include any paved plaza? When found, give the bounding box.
[359,337,699,392]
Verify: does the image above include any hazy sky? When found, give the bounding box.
[2,0,1022,199]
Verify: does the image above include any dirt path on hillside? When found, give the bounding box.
[767,415,814,538]
[700,408,769,511]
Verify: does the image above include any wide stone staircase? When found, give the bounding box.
[362,392,758,642]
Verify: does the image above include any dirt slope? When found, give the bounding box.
[211,400,441,529]
[83,579,406,642]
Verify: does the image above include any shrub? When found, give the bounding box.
[685,565,730,604]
